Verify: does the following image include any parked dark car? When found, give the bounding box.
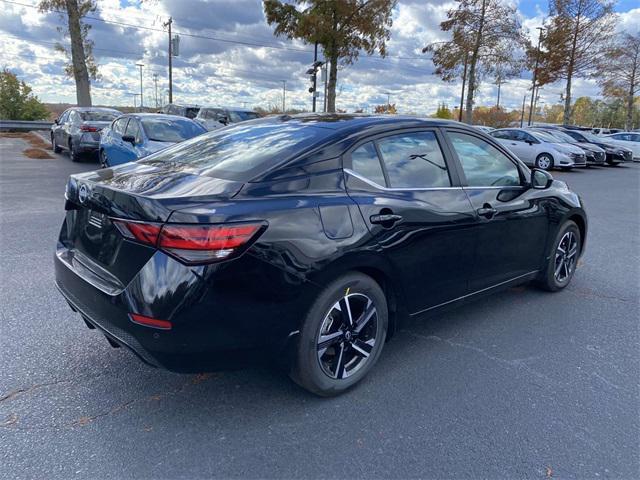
[55,115,587,396]
[99,113,206,167]
[51,107,122,162]
[559,128,632,164]
[528,127,606,165]
[160,103,200,119]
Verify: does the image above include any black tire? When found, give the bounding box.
[69,140,79,162]
[537,220,581,292]
[290,272,388,396]
[535,153,554,171]
[99,149,109,168]
[51,134,61,153]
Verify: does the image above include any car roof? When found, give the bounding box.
[125,113,195,121]
[198,106,257,112]
[254,113,464,133]
[69,107,122,113]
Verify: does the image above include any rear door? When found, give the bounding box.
[443,128,549,291]
[344,129,478,314]
[105,117,130,165]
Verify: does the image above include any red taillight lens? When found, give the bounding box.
[113,220,161,245]
[113,220,264,264]
[159,224,263,264]
[80,125,98,132]
[129,313,172,330]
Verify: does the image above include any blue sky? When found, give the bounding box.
[0,0,638,114]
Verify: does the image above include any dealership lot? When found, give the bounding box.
[1,136,639,478]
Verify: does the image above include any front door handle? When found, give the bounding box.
[370,213,403,226]
[477,204,497,219]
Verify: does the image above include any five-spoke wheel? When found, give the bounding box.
[291,272,388,396]
[538,220,581,291]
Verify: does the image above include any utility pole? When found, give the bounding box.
[282,80,286,113]
[312,42,318,112]
[528,26,545,126]
[164,17,173,104]
[520,94,527,128]
[459,51,470,122]
[135,62,144,111]
[153,73,159,109]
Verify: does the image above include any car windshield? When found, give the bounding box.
[141,118,205,143]
[79,111,119,122]
[532,131,559,143]
[582,131,603,142]
[140,121,332,180]
[228,111,260,122]
[541,130,575,143]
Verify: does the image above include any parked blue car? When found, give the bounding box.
[99,113,206,167]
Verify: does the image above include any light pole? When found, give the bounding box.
[528,26,545,126]
[282,80,286,113]
[135,62,144,111]
[153,73,159,109]
[163,17,173,104]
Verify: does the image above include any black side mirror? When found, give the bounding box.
[54,118,60,125]
[122,134,136,144]
[531,168,553,189]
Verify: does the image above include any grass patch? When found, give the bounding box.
[23,147,53,159]
[0,131,52,150]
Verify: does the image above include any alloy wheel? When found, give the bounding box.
[317,292,378,380]
[554,231,578,283]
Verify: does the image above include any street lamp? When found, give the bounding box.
[135,62,144,111]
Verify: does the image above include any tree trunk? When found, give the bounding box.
[327,53,338,113]
[626,58,637,130]
[563,71,572,125]
[464,0,487,124]
[66,0,91,106]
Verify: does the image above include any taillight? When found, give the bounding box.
[80,125,99,132]
[129,313,172,330]
[113,220,264,264]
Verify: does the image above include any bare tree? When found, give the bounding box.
[537,0,617,125]
[39,0,98,106]
[424,0,527,124]
[597,31,640,130]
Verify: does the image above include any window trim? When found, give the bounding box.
[113,117,130,137]
[442,127,529,189]
[343,127,463,190]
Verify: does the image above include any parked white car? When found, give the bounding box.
[603,132,640,162]
[195,106,260,131]
[490,128,587,170]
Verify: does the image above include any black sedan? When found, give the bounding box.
[561,128,633,164]
[55,115,587,396]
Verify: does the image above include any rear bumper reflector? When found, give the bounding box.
[129,313,172,330]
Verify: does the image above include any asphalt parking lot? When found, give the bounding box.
[1,135,639,479]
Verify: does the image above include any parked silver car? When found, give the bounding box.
[529,127,607,165]
[194,106,260,131]
[51,107,122,162]
[490,128,587,170]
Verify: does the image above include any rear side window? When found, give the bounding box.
[376,132,450,188]
[448,131,521,187]
[125,119,141,142]
[350,142,386,187]
[113,118,128,135]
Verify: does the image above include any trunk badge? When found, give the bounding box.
[78,184,90,204]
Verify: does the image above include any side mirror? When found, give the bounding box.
[122,134,136,144]
[531,168,553,189]
[54,118,60,125]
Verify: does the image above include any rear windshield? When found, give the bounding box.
[228,111,260,122]
[80,111,119,122]
[140,121,332,180]
[142,118,205,143]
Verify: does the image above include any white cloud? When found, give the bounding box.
[0,0,636,114]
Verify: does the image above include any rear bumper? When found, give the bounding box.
[54,243,314,372]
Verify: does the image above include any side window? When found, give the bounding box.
[448,131,522,187]
[69,111,80,124]
[511,130,527,142]
[59,110,70,123]
[376,131,450,188]
[491,130,510,140]
[125,119,141,142]
[113,118,128,135]
[523,132,537,143]
[350,142,386,187]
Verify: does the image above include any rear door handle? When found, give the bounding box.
[477,205,497,219]
[370,213,403,225]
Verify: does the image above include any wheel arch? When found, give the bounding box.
[567,212,587,253]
